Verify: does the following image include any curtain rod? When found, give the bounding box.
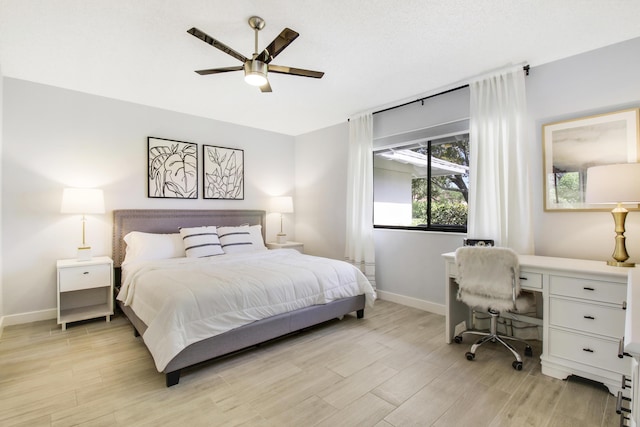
[372,65,530,116]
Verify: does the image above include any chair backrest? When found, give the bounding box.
[455,246,521,311]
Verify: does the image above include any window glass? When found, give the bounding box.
[373,132,469,231]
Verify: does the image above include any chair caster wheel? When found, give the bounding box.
[454,336,462,344]
[512,361,523,370]
[465,352,475,361]
[524,346,533,357]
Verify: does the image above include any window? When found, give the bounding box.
[373,132,470,232]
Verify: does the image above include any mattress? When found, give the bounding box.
[117,249,376,371]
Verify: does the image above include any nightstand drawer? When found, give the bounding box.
[549,328,630,374]
[550,297,625,337]
[550,275,626,304]
[59,264,111,292]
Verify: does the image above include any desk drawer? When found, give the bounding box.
[549,297,625,337]
[59,264,111,292]
[520,271,542,290]
[549,328,630,375]
[550,275,626,304]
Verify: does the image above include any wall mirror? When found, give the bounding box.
[543,108,640,211]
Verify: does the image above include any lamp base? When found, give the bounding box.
[607,206,634,268]
[606,260,635,267]
[77,246,92,261]
[276,233,287,244]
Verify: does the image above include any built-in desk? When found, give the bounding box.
[443,252,632,395]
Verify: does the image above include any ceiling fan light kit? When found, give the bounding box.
[244,60,268,86]
[188,15,324,92]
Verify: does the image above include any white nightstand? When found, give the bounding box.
[57,256,114,330]
[266,241,304,253]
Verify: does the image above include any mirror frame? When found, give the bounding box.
[543,108,640,211]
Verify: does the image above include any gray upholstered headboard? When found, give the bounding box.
[112,209,266,268]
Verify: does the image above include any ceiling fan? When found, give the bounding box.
[187,16,324,92]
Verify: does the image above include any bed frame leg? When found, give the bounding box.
[133,328,140,337]
[357,309,364,319]
[166,370,181,387]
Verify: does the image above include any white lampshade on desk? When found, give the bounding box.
[61,188,105,261]
[270,196,293,243]
[586,163,640,267]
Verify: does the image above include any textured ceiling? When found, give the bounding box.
[1,0,640,136]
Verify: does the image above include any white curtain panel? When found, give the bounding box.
[345,112,376,288]
[468,66,534,254]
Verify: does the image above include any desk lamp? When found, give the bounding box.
[61,188,105,261]
[586,163,640,267]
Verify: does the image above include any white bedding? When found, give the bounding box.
[117,249,376,371]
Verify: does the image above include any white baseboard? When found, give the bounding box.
[0,294,443,336]
[2,308,57,327]
[376,290,445,316]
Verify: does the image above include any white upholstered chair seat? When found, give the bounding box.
[454,245,534,370]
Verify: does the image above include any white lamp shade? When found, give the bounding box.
[270,196,294,213]
[586,163,640,204]
[61,188,105,214]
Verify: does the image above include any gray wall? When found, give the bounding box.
[3,36,639,323]
[1,78,295,322]
[529,37,640,260]
[296,37,640,313]
[0,66,3,322]
[295,123,349,259]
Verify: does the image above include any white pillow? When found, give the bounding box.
[218,224,266,253]
[180,226,224,258]
[123,232,184,264]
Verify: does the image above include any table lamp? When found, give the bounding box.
[586,163,640,267]
[61,188,105,261]
[270,196,293,244]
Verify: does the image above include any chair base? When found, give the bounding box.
[454,309,532,370]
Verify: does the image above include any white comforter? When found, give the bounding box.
[117,249,376,371]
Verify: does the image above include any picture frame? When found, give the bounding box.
[148,137,198,199]
[543,108,640,211]
[202,144,244,200]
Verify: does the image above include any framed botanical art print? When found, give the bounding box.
[203,144,244,200]
[543,108,640,211]
[148,137,198,199]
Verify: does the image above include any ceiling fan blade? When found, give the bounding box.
[269,64,324,79]
[256,28,299,63]
[187,27,248,63]
[195,66,244,75]
[259,81,272,93]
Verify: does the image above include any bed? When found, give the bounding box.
[112,209,375,387]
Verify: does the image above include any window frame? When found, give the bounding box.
[373,132,469,233]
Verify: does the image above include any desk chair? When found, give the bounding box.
[453,246,534,370]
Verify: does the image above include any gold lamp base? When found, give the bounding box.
[607,204,634,268]
[607,260,635,267]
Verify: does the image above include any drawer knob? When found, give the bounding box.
[622,301,627,310]
[583,286,595,291]
[83,271,90,275]
[519,276,528,280]
[582,348,594,353]
[583,315,595,320]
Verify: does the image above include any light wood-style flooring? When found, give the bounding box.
[0,300,621,426]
